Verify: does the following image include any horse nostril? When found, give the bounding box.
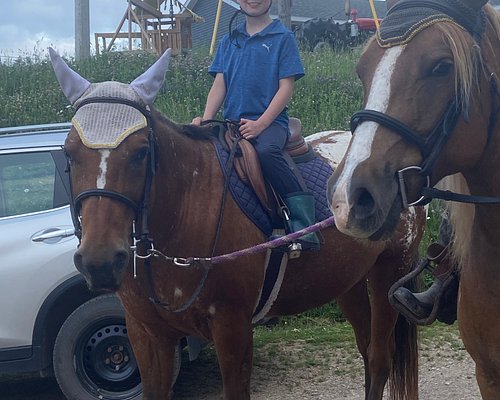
[353,187,375,220]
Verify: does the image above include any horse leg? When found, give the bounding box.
[475,363,500,400]
[459,283,500,400]
[367,251,418,400]
[337,279,372,399]
[125,313,180,400]
[211,313,254,400]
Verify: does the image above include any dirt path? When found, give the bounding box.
[172,331,480,399]
[0,328,480,399]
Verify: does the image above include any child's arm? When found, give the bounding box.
[239,76,294,139]
[192,73,226,125]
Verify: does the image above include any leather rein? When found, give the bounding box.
[350,73,500,208]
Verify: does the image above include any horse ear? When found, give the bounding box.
[49,47,91,105]
[130,48,172,106]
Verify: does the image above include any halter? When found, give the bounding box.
[68,97,158,256]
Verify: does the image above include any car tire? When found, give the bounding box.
[53,294,142,400]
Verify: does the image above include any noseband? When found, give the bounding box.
[350,74,500,208]
[350,99,461,207]
[67,97,158,254]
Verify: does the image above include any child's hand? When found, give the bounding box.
[239,118,265,140]
[191,117,204,125]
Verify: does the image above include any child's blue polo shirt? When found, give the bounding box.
[209,19,304,131]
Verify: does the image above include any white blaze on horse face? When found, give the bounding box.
[332,46,403,228]
[97,149,111,189]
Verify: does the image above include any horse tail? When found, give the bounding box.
[388,275,419,400]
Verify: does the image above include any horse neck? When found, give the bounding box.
[149,117,225,252]
[447,13,500,267]
[466,15,500,212]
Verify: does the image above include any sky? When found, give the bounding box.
[0,0,181,61]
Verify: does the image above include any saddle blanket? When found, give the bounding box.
[212,139,334,236]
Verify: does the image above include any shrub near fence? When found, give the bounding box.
[0,48,362,132]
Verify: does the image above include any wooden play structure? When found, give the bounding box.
[94,0,200,55]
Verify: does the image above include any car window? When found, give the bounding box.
[0,152,59,217]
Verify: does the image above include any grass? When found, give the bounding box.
[0,47,360,132]
[260,319,466,374]
[185,317,465,382]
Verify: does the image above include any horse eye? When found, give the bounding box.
[133,147,149,162]
[431,61,452,76]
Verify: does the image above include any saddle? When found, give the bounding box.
[223,117,311,213]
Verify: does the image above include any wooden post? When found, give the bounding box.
[75,0,90,60]
[278,0,292,30]
[210,0,223,56]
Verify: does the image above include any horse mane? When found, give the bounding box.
[435,6,500,267]
[437,174,474,267]
[436,5,500,117]
[151,109,220,141]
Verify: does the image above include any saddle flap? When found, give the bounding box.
[225,128,271,213]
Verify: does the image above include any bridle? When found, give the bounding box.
[67,97,158,261]
[350,99,461,207]
[350,61,500,208]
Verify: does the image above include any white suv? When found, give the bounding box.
[0,123,142,399]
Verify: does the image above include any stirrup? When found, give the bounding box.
[388,243,453,325]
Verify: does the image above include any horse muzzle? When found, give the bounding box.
[328,165,402,240]
[74,246,130,292]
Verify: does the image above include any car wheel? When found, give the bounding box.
[53,294,142,400]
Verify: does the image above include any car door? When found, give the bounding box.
[0,146,78,349]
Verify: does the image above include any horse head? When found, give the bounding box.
[327,0,494,240]
[50,48,171,291]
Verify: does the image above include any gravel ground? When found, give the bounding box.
[173,333,480,400]
[0,327,480,400]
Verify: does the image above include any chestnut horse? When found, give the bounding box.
[328,0,500,398]
[50,48,424,400]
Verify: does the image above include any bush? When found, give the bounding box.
[0,48,361,132]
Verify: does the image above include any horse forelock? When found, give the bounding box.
[436,22,482,117]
